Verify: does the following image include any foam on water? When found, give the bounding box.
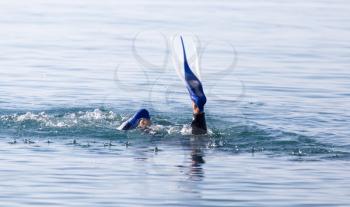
[1,107,348,161]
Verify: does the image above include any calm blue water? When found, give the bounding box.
[1,0,350,206]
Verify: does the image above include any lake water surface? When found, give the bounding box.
[1,0,350,206]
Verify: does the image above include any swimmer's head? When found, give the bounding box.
[119,109,151,130]
[133,109,150,129]
[138,118,152,128]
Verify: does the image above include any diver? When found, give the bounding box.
[118,37,207,135]
[118,101,207,135]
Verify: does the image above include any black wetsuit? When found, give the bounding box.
[191,112,207,135]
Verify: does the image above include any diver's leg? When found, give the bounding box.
[176,37,207,135]
[191,102,207,135]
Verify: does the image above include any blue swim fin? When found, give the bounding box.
[119,109,150,130]
[180,36,206,112]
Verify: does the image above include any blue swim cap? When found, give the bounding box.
[180,37,207,112]
[119,109,150,130]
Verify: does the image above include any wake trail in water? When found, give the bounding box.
[0,107,348,160]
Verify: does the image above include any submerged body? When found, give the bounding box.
[119,104,207,135]
[191,112,207,135]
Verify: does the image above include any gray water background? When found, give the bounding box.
[0,0,350,206]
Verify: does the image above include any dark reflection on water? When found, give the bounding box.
[189,139,206,181]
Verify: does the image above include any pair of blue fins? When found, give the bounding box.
[119,37,206,131]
